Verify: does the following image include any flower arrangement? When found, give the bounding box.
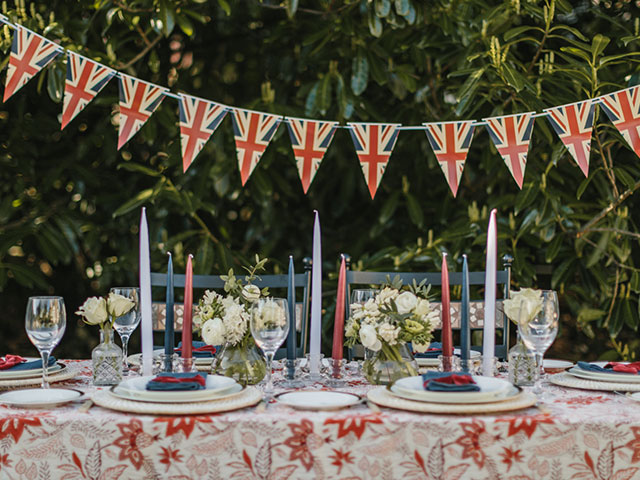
[503,288,543,324]
[76,292,135,330]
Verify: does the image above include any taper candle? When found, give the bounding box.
[441,252,453,357]
[309,211,322,376]
[286,256,296,361]
[460,254,470,367]
[332,255,346,360]
[181,254,193,359]
[482,209,498,376]
[139,207,153,376]
[164,252,175,365]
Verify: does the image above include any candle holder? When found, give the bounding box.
[281,359,305,388]
[174,357,197,373]
[304,353,326,384]
[325,358,347,388]
[438,355,461,372]
[153,353,178,374]
[479,356,499,376]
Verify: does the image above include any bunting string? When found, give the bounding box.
[0,15,638,197]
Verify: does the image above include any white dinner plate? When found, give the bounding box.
[0,388,83,408]
[391,375,512,404]
[111,374,237,403]
[127,352,214,367]
[0,360,64,380]
[543,359,574,372]
[415,349,480,367]
[567,366,640,384]
[390,383,521,404]
[275,391,363,410]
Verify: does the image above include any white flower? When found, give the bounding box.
[395,291,418,314]
[76,297,108,325]
[377,287,398,305]
[199,304,214,321]
[414,299,431,317]
[363,298,379,313]
[504,288,543,324]
[107,292,135,318]
[412,341,430,353]
[201,318,226,345]
[242,284,261,302]
[223,303,249,345]
[203,290,220,305]
[378,322,399,345]
[259,300,286,328]
[360,324,382,351]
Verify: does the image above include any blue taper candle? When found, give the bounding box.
[286,256,296,362]
[460,254,470,369]
[164,252,175,370]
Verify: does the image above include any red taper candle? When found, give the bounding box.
[181,254,193,359]
[441,252,453,357]
[332,255,347,360]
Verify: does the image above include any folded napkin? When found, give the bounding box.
[421,371,480,392]
[0,355,57,371]
[414,342,443,359]
[174,341,217,358]
[0,354,27,370]
[146,372,208,391]
[577,361,640,375]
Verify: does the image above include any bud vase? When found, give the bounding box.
[213,342,266,386]
[92,326,123,386]
[363,342,418,385]
[508,333,537,386]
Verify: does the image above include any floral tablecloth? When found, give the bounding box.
[1,360,640,480]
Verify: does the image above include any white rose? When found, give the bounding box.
[504,288,543,324]
[360,324,382,351]
[203,290,220,305]
[242,284,261,302]
[201,318,226,345]
[260,301,286,327]
[414,299,431,317]
[395,291,418,314]
[378,322,399,345]
[377,287,398,305]
[76,297,108,325]
[363,298,378,313]
[412,342,430,353]
[107,292,135,318]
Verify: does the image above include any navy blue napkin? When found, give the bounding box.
[577,361,640,375]
[9,356,57,371]
[414,342,443,359]
[146,372,209,391]
[421,371,480,392]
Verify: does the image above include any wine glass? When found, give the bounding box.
[517,290,559,397]
[25,296,66,389]
[250,297,290,397]
[109,287,141,375]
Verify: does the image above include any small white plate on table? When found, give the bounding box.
[275,391,363,411]
[567,366,640,384]
[127,352,213,367]
[0,388,83,408]
[0,360,63,379]
[415,349,480,367]
[391,375,513,404]
[543,359,574,373]
[111,374,237,403]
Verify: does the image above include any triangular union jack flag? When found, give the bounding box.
[483,112,535,189]
[544,99,595,177]
[599,86,640,159]
[117,74,168,150]
[347,122,400,199]
[3,26,61,102]
[230,108,281,185]
[285,117,338,194]
[423,121,475,197]
[178,94,228,172]
[61,52,115,130]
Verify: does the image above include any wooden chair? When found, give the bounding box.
[342,254,514,360]
[150,258,312,359]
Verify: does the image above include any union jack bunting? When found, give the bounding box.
[178,94,228,172]
[285,117,338,193]
[544,99,596,177]
[483,112,535,188]
[599,86,640,159]
[3,26,61,102]
[347,123,401,199]
[423,121,475,197]
[117,74,168,150]
[230,108,282,185]
[61,52,115,130]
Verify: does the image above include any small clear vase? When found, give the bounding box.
[92,326,123,386]
[508,333,537,386]
[363,342,418,385]
[213,342,266,386]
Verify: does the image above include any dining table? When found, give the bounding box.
[1,360,640,480]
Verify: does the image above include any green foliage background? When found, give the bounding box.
[1,0,639,360]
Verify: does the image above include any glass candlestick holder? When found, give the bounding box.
[281,358,305,388]
[325,358,347,388]
[174,357,197,373]
[438,355,461,372]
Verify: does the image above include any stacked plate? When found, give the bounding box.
[0,359,76,388]
[551,362,640,392]
[111,374,241,403]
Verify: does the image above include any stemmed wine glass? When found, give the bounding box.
[517,290,559,398]
[250,297,290,397]
[109,287,141,375]
[25,296,66,389]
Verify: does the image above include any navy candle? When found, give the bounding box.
[460,254,470,369]
[286,256,296,361]
[164,252,175,370]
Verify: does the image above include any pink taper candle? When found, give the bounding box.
[441,252,453,357]
[332,255,346,360]
[181,254,193,359]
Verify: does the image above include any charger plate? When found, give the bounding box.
[92,386,261,415]
[393,375,512,404]
[567,366,640,384]
[0,360,63,379]
[112,374,237,403]
[367,386,536,414]
[550,372,640,392]
[0,363,77,388]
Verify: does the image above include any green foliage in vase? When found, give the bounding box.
[1,0,639,361]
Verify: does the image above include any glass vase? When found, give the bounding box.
[508,333,537,386]
[213,342,266,386]
[92,326,123,386]
[363,342,418,385]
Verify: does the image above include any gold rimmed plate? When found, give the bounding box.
[274,391,363,411]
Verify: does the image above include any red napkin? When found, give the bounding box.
[606,362,640,374]
[0,355,27,370]
[174,345,217,355]
[424,374,475,386]
[151,374,206,386]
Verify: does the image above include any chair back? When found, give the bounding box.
[343,254,513,360]
[150,258,312,359]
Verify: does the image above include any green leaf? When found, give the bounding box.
[591,34,610,58]
[317,74,332,115]
[614,167,636,189]
[286,0,299,19]
[175,14,194,36]
[500,64,525,92]
[375,0,391,18]
[46,62,64,103]
[351,53,369,96]
[405,193,424,228]
[545,234,563,263]
[394,0,410,16]
[576,174,594,200]
[217,0,231,15]
[503,25,543,41]
[158,0,175,37]
[379,191,400,224]
[305,81,320,116]
[117,163,164,177]
[112,188,155,217]
[368,11,383,37]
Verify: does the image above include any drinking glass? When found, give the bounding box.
[25,296,66,389]
[250,297,289,396]
[109,287,141,375]
[517,290,559,397]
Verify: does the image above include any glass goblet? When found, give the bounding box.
[517,290,559,398]
[25,296,66,389]
[109,287,141,375]
[250,297,289,397]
